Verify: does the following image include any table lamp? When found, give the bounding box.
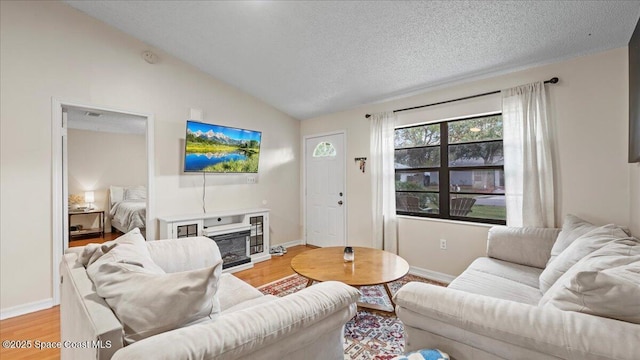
[84,191,95,210]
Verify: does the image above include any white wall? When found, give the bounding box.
[302,47,632,277]
[67,129,146,231]
[0,1,300,312]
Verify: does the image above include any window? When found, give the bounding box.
[313,141,337,157]
[394,114,506,224]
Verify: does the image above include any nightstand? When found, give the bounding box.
[69,209,105,239]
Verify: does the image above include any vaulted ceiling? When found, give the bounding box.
[65,1,640,120]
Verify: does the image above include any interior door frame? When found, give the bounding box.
[302,130,347,247]
[51,98,155,305]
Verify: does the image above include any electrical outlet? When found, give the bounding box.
[246,175,256,184]
[440,239,447,250]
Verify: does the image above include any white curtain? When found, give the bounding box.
[370,112,398,253]
[502,82,555,227]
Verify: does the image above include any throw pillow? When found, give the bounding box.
[87,228,165,278]
[547,214,598,267]
[392,349,450,360]
[78,241,117,267]
[539,224,629,293]
[539,237,640,324]
[91,260,222,344]
[79,243,107,267]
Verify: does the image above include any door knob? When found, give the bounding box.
[338,200,343,205]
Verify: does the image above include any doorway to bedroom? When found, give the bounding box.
[64,106,148,247]
[51,100,155,305]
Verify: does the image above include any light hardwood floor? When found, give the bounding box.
[0,244,315,360]
[68,231,123,248]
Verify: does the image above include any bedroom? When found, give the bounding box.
[65,106,148,246]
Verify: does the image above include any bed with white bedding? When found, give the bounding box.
[108,185,146,233]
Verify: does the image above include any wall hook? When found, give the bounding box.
[354,157,367,173]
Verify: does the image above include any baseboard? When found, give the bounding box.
[222,262,253,274]
[276,239,304,249]
[0,298,54,320]
[251,253,272,264]
[409,266,456,284]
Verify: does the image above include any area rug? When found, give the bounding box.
[257,274,445,360]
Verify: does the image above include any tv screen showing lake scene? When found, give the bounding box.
[184,121,262,173]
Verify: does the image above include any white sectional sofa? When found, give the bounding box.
[60,231,359,360]
[394,216,640,360]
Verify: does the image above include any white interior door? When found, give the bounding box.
[305,133,345,247]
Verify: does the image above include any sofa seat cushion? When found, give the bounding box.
[448,257,543,305]
[217,273,265,312]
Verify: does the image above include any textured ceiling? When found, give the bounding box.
[64,1,640,120]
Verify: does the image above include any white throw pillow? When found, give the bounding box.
[539,224,629,293]
[87,228,165,277]
[91,260,222,344]
[547,215,598,267]
[539,237,640,324]
[78,242,116,267]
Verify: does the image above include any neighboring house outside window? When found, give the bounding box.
[394,113,506,224]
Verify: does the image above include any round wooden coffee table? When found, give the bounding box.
[291,246,410,313]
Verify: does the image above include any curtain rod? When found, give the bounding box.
[364,77,559,118]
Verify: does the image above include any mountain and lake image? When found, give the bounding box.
[184,122,262,173]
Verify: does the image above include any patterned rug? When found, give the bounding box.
[257,274,445,360]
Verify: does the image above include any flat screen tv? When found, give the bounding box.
[184,120,262,173]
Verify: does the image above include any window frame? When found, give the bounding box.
[395,113,506,225]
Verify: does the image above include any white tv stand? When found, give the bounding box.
[158,208,270,273]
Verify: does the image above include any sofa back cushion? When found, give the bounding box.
[147,236,222,273]
[539,224,630,293]
[487,226,560,269]
[539,237,640,324]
